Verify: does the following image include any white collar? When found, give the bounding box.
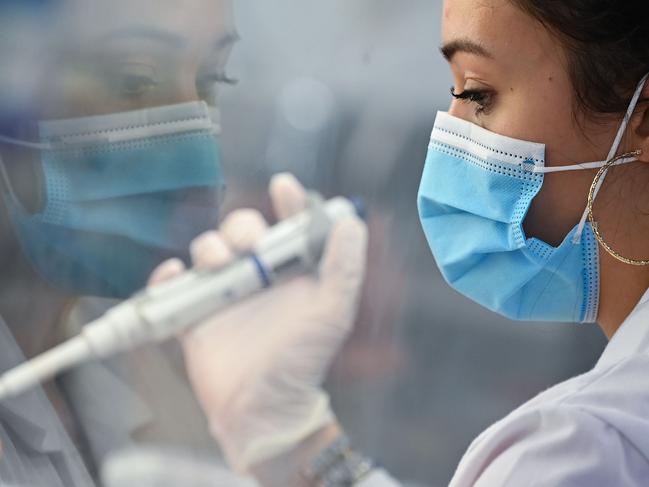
[597,287,649,368]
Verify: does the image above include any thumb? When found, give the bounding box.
[317,216,368,308]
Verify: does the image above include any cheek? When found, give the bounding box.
[523,170,596,246]
[150,64,205,106]
[40,70,115,119]
[489,81,575,145]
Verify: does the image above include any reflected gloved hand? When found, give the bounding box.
[148,173,368,473]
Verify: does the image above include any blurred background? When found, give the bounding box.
[219,2,607,485]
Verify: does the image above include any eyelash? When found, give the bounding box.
[117,72,238,99]
[450,87,494,115]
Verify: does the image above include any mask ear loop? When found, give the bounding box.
[573,72,649,244]
[0,134,52,151]
[586,149,649,266]
[0,152,13,196]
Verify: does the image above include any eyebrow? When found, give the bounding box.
[440,39,493,61]
[100,26,240,51]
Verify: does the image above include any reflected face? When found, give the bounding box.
[0,0,236,213]
[0,0,234,294]
[42,0,237,118]
[440,0,624,246]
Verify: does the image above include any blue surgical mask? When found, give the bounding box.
[418,75,648,323]
[0,101,225,299]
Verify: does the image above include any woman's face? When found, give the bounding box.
[41,0,237,118]
[441,0,648,248]
[0,0,236,220]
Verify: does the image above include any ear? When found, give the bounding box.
[632,85,649,160]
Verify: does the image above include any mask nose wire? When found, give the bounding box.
[572,72,649,244]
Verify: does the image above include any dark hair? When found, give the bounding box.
[510,1,649,116]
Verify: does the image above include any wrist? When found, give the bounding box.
[252,422,343,487]
[300,433,374,487]
[213,391,336,473]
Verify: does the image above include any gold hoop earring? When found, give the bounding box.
[587,149,649,266]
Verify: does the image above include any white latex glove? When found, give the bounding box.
[149,173,368,473]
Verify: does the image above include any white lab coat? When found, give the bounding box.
[360,287,649,487]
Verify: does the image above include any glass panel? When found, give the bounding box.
[0,2,608,486]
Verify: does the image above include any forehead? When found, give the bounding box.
[442,0,557,68]
[59,0,235,48]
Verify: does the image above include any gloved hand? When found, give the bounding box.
[148,173,368,473]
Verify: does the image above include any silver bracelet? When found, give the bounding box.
[301,435,375,487]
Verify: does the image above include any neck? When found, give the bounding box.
[597,251,649,339]
[0,262,70,359]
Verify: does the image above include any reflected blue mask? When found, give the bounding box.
[1,102,225,299]
[417,76,647,323]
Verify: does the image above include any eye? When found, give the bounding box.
[121,74,157,96]
[113,63,158,97]
[450,86,494,115]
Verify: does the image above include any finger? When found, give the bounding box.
[269,172,309,220]
[190,230,235,269]
[148,258,186,286]
[318,216,368,304]
[219,208,269,253]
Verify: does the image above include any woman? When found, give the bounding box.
[173,0,649,485]
[0,0,236,484]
